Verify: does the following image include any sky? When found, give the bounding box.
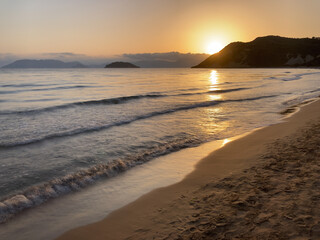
[1,0,320,62]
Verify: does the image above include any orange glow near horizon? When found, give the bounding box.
[205,41,224,54]
[1,1,320,56]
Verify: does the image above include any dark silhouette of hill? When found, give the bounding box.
[105,62,140,68]
[193,36,320,68]
[2,59,87,68]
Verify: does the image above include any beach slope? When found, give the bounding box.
[57,99,320,240]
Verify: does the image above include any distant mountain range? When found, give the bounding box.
[105,62,140,68]
[2,59,87,68]
[1,53,210,69]
[193,36,320,68]
[4,39,320,69]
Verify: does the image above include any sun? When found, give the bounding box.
[206,41,224,55]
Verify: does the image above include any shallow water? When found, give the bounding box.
[0,68,320,233]
[0,138,233,240]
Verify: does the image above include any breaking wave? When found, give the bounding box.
[268,71,320,82]
[0,136,202,223]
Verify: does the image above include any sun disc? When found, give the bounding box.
[206,41,224,54]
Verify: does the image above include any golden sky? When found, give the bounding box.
[1,0,320,56]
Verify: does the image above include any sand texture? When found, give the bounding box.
[147,122,320,239]
[57,100,320,240]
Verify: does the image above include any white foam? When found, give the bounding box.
[3,195,33,212]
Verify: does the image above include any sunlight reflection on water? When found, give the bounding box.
[209,70,219,85]
[208,70,222,100]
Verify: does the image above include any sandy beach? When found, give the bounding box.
[57,99,320,240]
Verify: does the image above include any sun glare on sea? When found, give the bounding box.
[208,70,222,101]
[209,70,219,85]
[206,41,224,55]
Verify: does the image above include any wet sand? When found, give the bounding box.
[57,99,320,240]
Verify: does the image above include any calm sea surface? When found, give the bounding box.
[0,68,320,226]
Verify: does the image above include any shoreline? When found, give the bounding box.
[1,127,251,240]
[57,99,320,239]
[0,138,232,240]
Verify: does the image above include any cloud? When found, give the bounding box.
[123,52,209,67]
[40,52,109,65]
[123,52,181,62]
[42,52,87,59]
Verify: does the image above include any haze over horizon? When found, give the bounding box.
[1,0,320,66]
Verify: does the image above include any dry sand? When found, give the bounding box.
[57,99,320,240]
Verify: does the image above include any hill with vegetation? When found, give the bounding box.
[193,36,320,68]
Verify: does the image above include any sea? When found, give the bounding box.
[0,68,320,239]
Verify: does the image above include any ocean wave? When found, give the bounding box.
[282,92,320,106]
[177,88,249,96]
[175,87,204,92]
[280,72,320,81]
[0,94,277,148]
[208,88,249,94]
[307,88,320,94]
[0,88,250,115]
[24,98,59,102]
[0,83,59,88]
[0,137,202,223]
[0,93,164,115]
[0,85,94,94]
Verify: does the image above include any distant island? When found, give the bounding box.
[193,36,320,68]
[2,59,87,68]
[105,62,140,68]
